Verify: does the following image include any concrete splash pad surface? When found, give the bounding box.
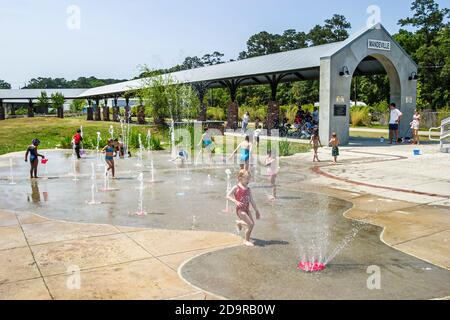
[1,150,450,300]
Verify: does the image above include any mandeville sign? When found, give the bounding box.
[368,39,391,51]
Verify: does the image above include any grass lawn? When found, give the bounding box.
[0,117,166,156]
[0,117,310,157]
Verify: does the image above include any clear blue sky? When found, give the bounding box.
[0,0,447,88]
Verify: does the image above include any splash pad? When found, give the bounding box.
[297,261,326,272]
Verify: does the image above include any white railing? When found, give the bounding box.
[429,117,450,153]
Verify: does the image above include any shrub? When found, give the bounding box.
[437,106,450,124]
[279,140,291,157]
[350,107,372,127]
[301,104,315,113]
[284,105,299,124]
[207,107,225,121]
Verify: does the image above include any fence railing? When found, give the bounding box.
[372,111,450,129]
[429,117,450,153]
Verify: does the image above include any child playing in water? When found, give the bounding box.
[254,125,262,147]
[265,150,278,200]
[229,136,252,171]
[198,128,214,163]
[310,129,322,162]
[25,139,45,179]
[329,132,340,164]
[102,139,117,178]
[171,146,189,165]
[227,170,261,247]
[114,138,123,158]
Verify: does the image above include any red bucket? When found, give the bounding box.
[41,159,48,164]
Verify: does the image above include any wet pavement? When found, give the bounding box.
[1,149,449,300]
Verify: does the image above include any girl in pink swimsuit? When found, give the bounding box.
[227,170,261,247]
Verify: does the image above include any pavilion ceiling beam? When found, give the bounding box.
[294,72,305,80]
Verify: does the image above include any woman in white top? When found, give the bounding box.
[410,110,421,145]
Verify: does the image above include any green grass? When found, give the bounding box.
[212,135,310,157]
[0,117,168,156]
[0,117,311,157]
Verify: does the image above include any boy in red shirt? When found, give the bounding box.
[73,129,83,159]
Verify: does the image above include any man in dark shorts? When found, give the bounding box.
[388,103,403,144]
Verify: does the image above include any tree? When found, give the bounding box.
[37,91,50,114]
[397,0,450,109]
[307,14,351,46]
[51,92,65,118]
[24,77,126,89]
[181,56,205,70]
[0,80,11,89]
[239,31,282,59]
[399,0,449,45]
[202,52,225,66]
[70,99,86,113]
[280,29,308,51]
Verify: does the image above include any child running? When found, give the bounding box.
[25,139,45,179]
[102,139,117,178]
[229,135,252,171]
[310,129,323,162]
[265,150,278,200]
[329,132,340,164]
[227,170,261,247]
[197,128,214,163]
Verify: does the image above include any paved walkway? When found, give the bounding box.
[0,210,240,300]
[293,142,450,274]
[1,142,449,300]
[350,127,440,137]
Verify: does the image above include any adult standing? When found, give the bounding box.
[242,112,250,133]
[410,110,421,145]
[312,107,319,124]
[73,129,83,159]
[388,103,403,145]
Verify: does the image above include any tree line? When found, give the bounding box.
[0,0,448,111]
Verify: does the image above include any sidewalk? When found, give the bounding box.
[0,210,241,300]
[350,127,440,137]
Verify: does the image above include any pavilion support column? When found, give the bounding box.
[10,104,15,116]
[103,98,110,121]
[58,102,65,118]
[113,97,119,122]
[193,82,208,122]
[87,99,94,121]
[27,99,34,118]
[0,99,5,120]
[125,97,131,121]
[94,98,101,121]
[57,99,65,119]
[265,75,285,134]
[223,80,241,130]
[137,104,145,124]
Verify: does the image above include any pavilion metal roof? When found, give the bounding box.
[0,24,415,101]
[0,89,88,100]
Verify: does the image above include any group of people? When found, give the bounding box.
[292,107,319,139]
[389,103,421,145]
[227,135,278,247]
[73,129,129,179]
[22,105,418,248]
